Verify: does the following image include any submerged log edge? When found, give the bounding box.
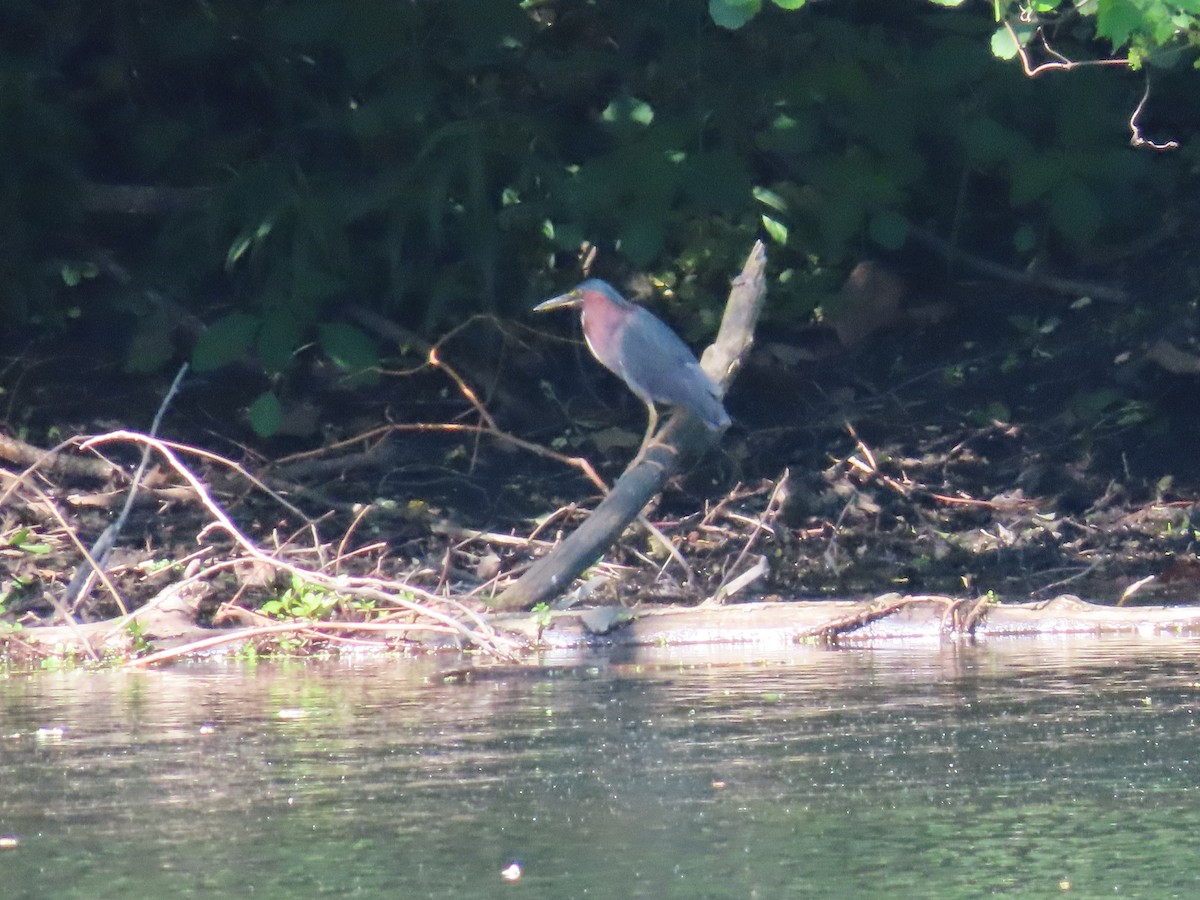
[490,241,770,612]
[7,595,1200,663]
[491,595,1200,650]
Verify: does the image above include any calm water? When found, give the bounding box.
[2,638,1199,898]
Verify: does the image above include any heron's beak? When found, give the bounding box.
[532,289,582,313]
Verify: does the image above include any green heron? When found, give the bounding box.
[534,279,730,452]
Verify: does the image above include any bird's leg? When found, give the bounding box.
[637,402,660,459]
[630,402,677,472]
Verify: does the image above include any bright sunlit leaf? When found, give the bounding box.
[761,214,788,245]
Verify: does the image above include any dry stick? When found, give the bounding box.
[0,432,120,482]
[0,435,118,511]
[702,471,788,606]
[490,241,769,612]
[64,363,189,611]
[961,595,993,634]
[277,421,610,497]
[429,346,498,430]
[22,483,105,661]
[349,306,535,441]
[175,441,312,523]
[330,539,390,570]
[907,224,1126,303]
[81,431,520,659]
[526,503,584,543]
[30,483,127,617]
[804,594,958,642]
[1129,76,1178,152]
[432,519,558,550]
[334,504,376,576]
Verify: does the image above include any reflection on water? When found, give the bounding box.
[2,637,1200,898]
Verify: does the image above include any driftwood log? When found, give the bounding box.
[12,594,1200,663]
[490,594,1200,649]
[489,241,769,611]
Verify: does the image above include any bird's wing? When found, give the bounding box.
[618,309,727,427]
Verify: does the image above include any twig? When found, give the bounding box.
[63,363,189,610]
[907,225,1127,303]
[20,484,106,660]
[274,421,610,496]
[804,594,961,642]
[0,432,120,482]
[1003,19,1129,78]
[703,471,787,605]
[1129,76,1178,151]
[27,482,126,620]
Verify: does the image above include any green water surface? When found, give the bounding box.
[2,637,1199,898]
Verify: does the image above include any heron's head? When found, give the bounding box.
[532,279,630,314]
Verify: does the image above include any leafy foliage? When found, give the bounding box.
[724,0,1200,64]
[0,0,1196,426]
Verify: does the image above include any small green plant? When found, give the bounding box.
[531,602,553,630]
[125,620,150,655]
[1,575,33,614]
[4,528,52,555]
[140,559,177,575]
[260,574,340,620]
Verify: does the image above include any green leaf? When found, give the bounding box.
[257,313,305,374]
[753,186,789,213]
[755,112,818,153]
[225,219,275,271]
[1070,388,1122,423]
[319,323,379,380]
[771,0,807,9]
[601,97,654,127]
[192,313,259,372]
[991,23,1034,60]
[709,0,762,30]
[761,214,789,245]
[248,391,284,438]
[59,262,98,288]
[967,400,1012,426]
[868,211,908,250]
[1095,0,1143,50]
